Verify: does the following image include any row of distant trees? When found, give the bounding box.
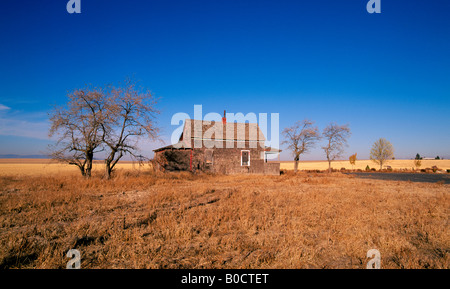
[413,153,443,170]
[282,120,396,172]
[48,79,159,178]
[282,120,351,173]
[415,153,442,160]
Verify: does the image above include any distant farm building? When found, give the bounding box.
[153,115,281,175]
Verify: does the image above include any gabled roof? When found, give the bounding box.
[153,142,190,152]
[182,119,266,142]
[154,119,270,152]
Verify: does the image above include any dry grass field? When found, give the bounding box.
[279,159,450,171]
[0,159,145,177]
[0,159,449,269]
[1,159,448,178]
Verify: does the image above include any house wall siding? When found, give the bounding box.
[155,140,279,175]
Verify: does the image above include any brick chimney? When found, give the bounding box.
[222,110,226,124]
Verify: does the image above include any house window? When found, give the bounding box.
[241,150,250,166]
[205,149,213,164]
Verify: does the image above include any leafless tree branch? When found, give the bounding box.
[281,119,321,173]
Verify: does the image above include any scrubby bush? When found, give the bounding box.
[414,159,422,170]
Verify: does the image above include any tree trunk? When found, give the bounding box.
[74,161,87,178]
[328,160,332,173]
[85,153,93,178]
[294,160,298,173]
[106,167,112,179]
[79,166,86,177]
[104,148,121,180]
[105,161,112,179]
[85,164,92,178]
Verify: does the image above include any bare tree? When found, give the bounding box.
[370,138,394,170]
[48,87,106,177]
[282,120,320,173]
[322,123,351,172]
[101,79,159,178]
[349,153,357,170]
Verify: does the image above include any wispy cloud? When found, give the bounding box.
[0,104,11,110]
[0,108,50,140]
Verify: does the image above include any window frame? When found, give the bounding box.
[205,149,213,165]
[241,150,250,166]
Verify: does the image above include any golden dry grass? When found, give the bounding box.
[1,159,448,176]
[0,159,146,177]
[0,166,448,269]
[279,159,450,171]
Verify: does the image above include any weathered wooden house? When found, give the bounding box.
[153,115,281,175]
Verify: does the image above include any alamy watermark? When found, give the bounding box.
[66,248,381,269]
[66,249,81,269]
[367,0,381,14]
[67,1,380,15]
[67,0,81,14]
[170,105,280,159]
[366,249,381,269]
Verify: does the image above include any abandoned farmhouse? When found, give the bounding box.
[153,115,281,175]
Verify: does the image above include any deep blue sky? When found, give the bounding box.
[0,0,449,160]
